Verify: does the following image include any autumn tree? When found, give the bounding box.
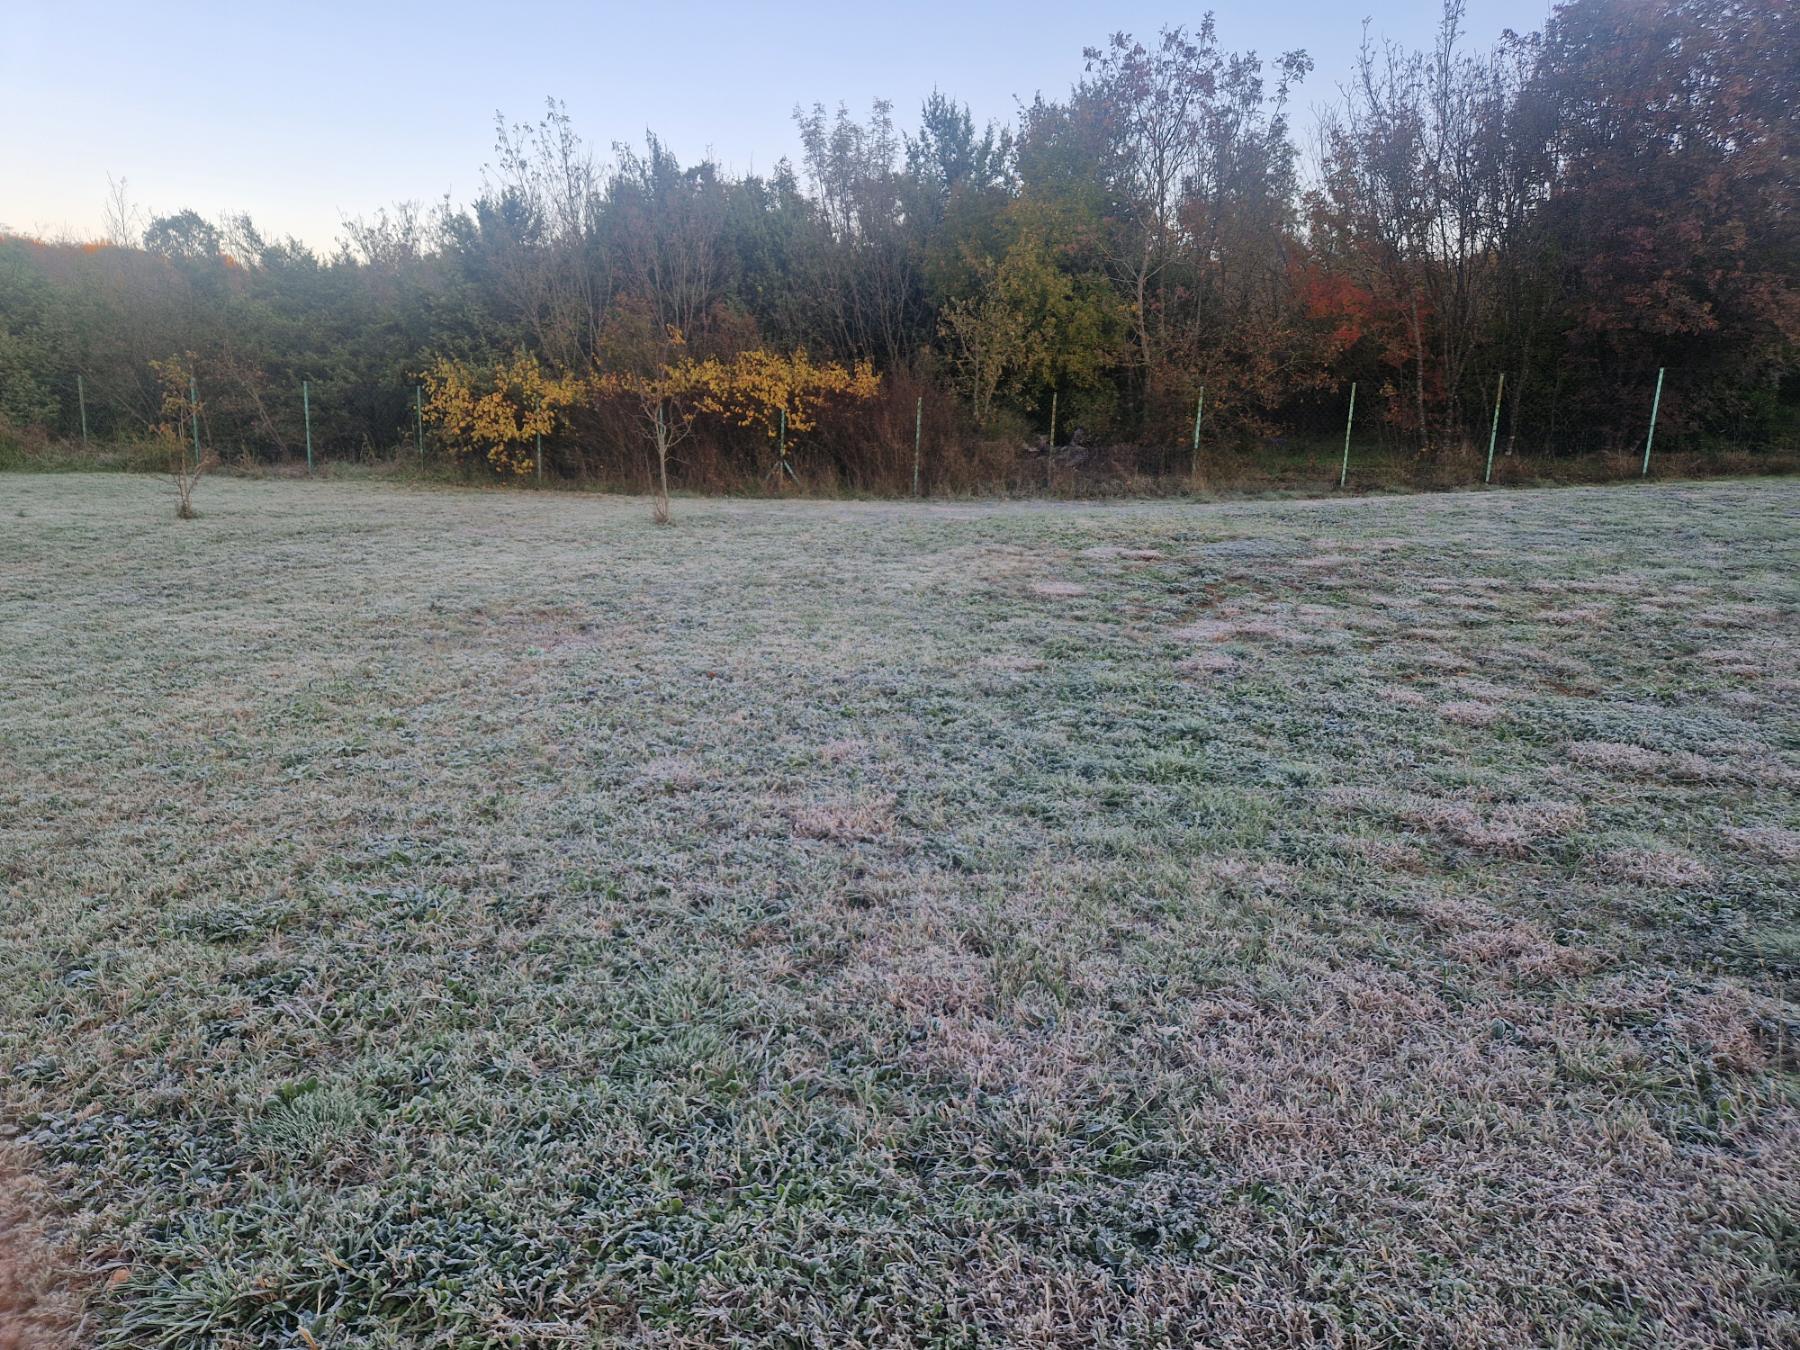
[421,350,578,476]
[1037,24,1320,441]
[940,207,1122,428]
[1529,0,1798,443]
[690,348,881,482]
[590,308,709,523]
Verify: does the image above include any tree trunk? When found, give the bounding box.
[653,400,671,523]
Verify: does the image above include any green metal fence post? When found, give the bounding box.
[1483,372,1505,484]
[535,397,543,484]
[77,374,89,448]
[1642,367,1665,477]
[189,375,201,466]
[302,380,313,473]
[1049,389,1058,448]
[415,384,424,465]
[912,395,922,497]
[1339,382,1357,488]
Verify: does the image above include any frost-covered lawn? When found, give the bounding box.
[1,474,1795,1346]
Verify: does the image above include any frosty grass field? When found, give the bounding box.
[1,473,1795,1346]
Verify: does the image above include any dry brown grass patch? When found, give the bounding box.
[1595,847,1714,887]
[978,652,1045,673]
[1541,604,1609,626]
[1170,618,1235,643]
[1404,799,1585,855]
[791,794,897,842]
[1380,686,1432,709]
[1564,740,1738,784]
[1693,603,1779,629]
[1175,651,1236,677]
[1335,834,1428,872]
[1676,988,1772,1074]
[1447,925,1602,985]
[1404,646,1472,672]
[1567,740,1664,775]
[1721,824,1800,864]
[1231,617,1326,646]
[0,1146,73,1350]
[1414,896,1499,933]
[1195,855,1301,897]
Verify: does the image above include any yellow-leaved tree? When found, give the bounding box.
[591,353,713,525]
[148,353,213,517]
[690,350,881,482]
[593,338,882,519]
[421,351,580,477]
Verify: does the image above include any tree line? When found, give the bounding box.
[1,0,1793,491]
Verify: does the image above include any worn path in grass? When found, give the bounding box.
[1,474,1796,1346]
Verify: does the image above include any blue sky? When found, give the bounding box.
[4,1,1551,248]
